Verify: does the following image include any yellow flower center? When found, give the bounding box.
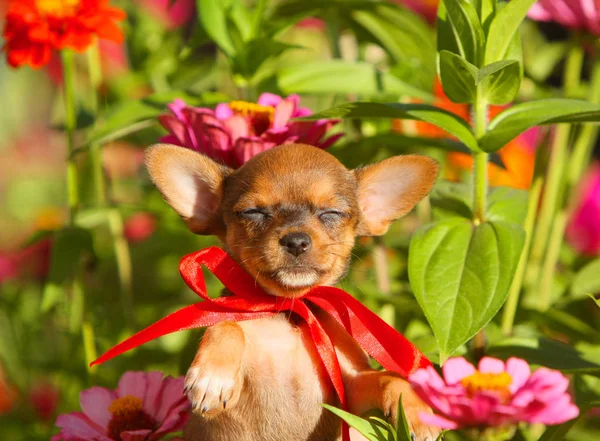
[460,372,513,401]
[107,396,156,441]
[229,101,274,121]
[228,100,274,135]
[35,0,79,17]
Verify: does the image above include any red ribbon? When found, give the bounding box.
[91,247,430,440]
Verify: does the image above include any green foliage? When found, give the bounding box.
[571,258,600,298]
[481,99,600,152]
[4,1,600,440]
[409,220,525,362]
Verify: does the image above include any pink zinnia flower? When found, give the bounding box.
[409,356,579,430]
[52,371,190,441]
[566,162,600,256]
[529,0,600,36]
[159,93,342,168]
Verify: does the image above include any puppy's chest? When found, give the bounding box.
[239,314,331,401]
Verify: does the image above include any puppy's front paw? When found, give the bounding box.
[379,376,441,441]
[184,362,243,417]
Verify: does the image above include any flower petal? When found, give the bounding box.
[80,386,115,428]
[417,412,459,429]
[442,357,476,384]
[505,357,531,393]
[52,412,111,441]
[478,357,505,374]
[117,371,148,401]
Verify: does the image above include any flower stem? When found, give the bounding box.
[108,208,135,326]
[501,175,543,334]
[472,91,488,224]
[538,54,600,310]
[471,90,488,355]
[527,43,584,292]
[87,40,107,206]
[61,50,79,224]
[86,39,136,326]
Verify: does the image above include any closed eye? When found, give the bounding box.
[238,208,270,221]
[318,210,347,223]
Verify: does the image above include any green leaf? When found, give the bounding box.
[571,258,600,297]
[321,404,383,441]
[302,102,480,152]
[278,61,432,100]
[228,0,252,42]
[197,0,236,56]
[429,181,473,221]
[488,337,600,374]
[439,50,477,103]
[472,0,496,28]
[409,219,525,363]
[479,60,521,105]
[42,228,94,312]
[396,395,412,441]
[486,187,529,225]
[440,0,485,65]
[589,294,600,308]
[232,39,301,80]
[484,0,537,64]
[352,3,436,64]
[480,99,600,152]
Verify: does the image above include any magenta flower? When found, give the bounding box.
[159,93,342,168]
[566,163,600,256]
[52,371,190,441]
[529,0,600,36]
[409,356,579,430]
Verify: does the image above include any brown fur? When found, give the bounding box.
[145,143,440,441]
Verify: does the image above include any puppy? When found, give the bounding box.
[145,143,440,441]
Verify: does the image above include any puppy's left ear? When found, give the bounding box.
[354,155,439,236]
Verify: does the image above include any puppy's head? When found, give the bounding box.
[146,143,438,297]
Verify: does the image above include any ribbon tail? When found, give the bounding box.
[91,302,271,367]
[308,288,430,377]
[293,301,350,441]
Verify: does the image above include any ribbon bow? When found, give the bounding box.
[91,247,430,440]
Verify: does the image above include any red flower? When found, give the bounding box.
[29,380,60,422]
[124,212,157,243]
[2,0,126,69]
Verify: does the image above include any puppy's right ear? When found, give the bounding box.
[145,144,232,235]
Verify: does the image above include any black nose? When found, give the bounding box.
[279,232,312,257]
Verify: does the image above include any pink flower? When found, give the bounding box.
[529,0,600,36]
[52,371,190,441]
[159,93,342,168]
[124,213,157,243]
[566,163,600,256]
[409,356,579,430]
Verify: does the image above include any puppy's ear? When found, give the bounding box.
[354,155,439,236]
[145,144,232,235]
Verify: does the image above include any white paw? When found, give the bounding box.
[184,365,243,416]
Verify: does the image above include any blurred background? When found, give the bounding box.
[0,0,599,439]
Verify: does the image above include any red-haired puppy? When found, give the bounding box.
[146,143,440,441]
